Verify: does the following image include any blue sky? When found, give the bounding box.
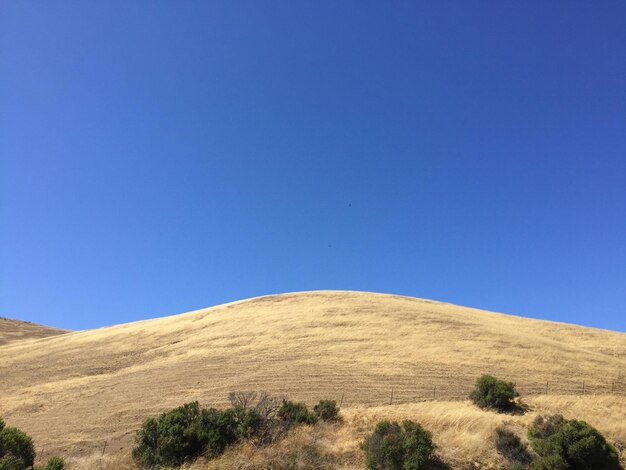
[1,2,625,331]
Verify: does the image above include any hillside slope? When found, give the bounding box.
[0,316,68,346]
[1,291,625,467]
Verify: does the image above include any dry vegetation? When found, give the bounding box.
[0,317,68,346]
[240,396,624,469]
[60,396,626,469]
[1,290,625,468]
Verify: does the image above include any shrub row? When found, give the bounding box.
[364,374,621,469]
[364,414,620,470]
[470,374,620,469]
[132,392,340,468]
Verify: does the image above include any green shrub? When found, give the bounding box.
[313,400,340,421]
[133,394,330,468]
[469,375,518,412]
[231,406,263,440]
[278,400,318,425]
[366,421,403,470]
[43,456,65,470]
[150,402,208,464]
[132,401,239,468]
[494,427,531,467]
[197,407,238,457]
[402,421,436,470]
[529,454,568,470]
[0,456,23,470]
[528,414,620,470]
[365,420,436,470]
[0,425,35,470]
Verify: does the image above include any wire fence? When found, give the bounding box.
[258,379,626,408]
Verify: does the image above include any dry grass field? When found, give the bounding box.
[0,317,68,346]
[1,290,625,468]
[199,395,626,470]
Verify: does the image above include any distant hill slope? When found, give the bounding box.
[0,316,68,346]
[1,291,624,466]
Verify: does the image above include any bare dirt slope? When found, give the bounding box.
[1,291,625,466]
[0,316,68,346]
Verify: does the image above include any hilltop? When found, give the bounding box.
[1,291,624,468]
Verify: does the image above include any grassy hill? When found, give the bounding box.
[1,290,624,468]
[0,316,68,346]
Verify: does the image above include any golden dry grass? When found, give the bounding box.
[78,395,626,469]
[1,290,625,468]
[199,395,626,470]
[0,317,68,346]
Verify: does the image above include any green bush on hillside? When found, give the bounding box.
[133,394,326,468]
[314,399,340,421]
[43,456,65,470]
[278,400,318,425]
[528,414,620,470]
[365,420,436,470]
[494,427,531,467]
[0,457,23,470]
[132,401,240,468]
[470,375,518,412]
[0,423,35,470]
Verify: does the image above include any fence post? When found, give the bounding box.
[339,392,344,408]
[546,381,549,394]
[582,381,585,395]
[433,386,436,400]
[102,441,107,456]
[390,388,394,405]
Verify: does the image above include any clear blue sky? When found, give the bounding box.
[1,2,625,332]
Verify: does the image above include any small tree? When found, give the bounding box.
[278,400,317,425]
[366,421,403,470]
[494,427,531,467]
[0,425,35,470]
[313,400,340,421]
[402,421,436,470]
[365,420,436,470]
[470,375,518,412]
[132,401,239,468]
[528,415,620,470]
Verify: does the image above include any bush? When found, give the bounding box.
[132,401,239,468]
[366,421,403,469]
[365,420,436,470]
[469,375,518,412]
[43,456,65,470]
[231,406,263,441]
[529,453,568,470]
[133,394,324,468]
[0,456,23,470]
[528,414,620,470]
[313,400,340,421]
[402,421,437,470]
[494,427,531,467]
[0,425,35,470]
[278,400,318,425]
